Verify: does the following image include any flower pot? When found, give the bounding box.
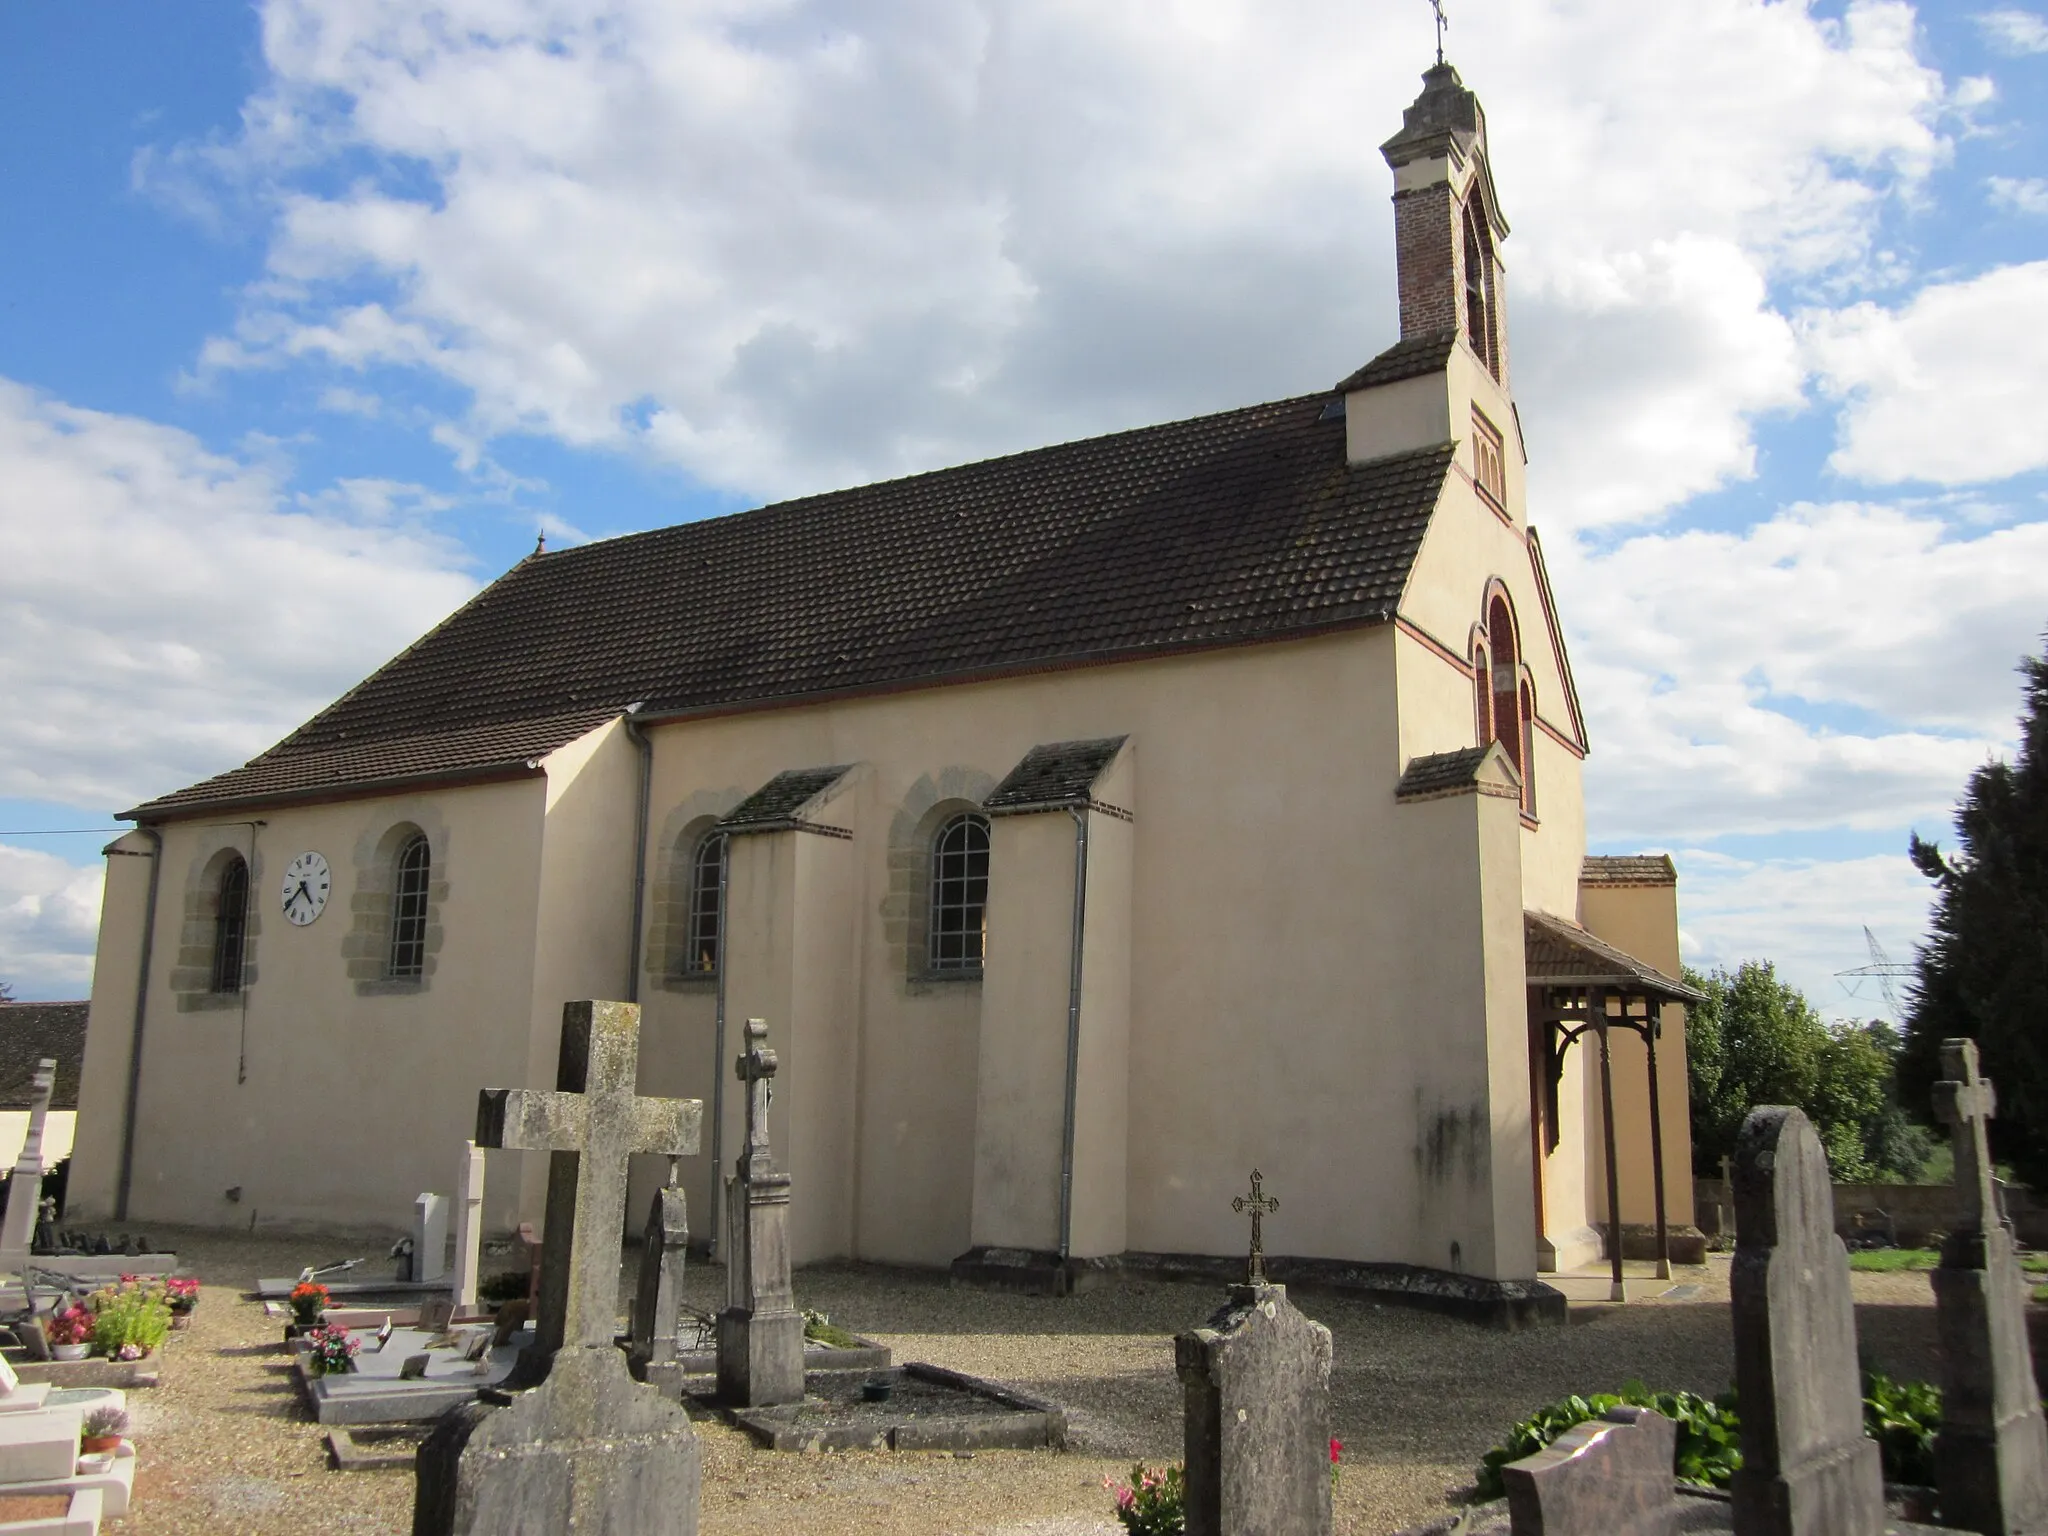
[81,1436,120,1456]
[170,1311,191,1330]
[76,1452,113,1476]
[51,1344,90,1362]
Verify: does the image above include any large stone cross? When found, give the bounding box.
[1934,1037,1999,1235]
[477,1001,701,1355]
[736,1018,778,1178]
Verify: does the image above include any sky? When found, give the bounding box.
[1,0,2045,1018]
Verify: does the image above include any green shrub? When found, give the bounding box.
[1863,1372,1940,1486]
[1475,1383,1738,1499]
[801,1309,862,1350]
[87,1283,171,1359]
[1475,1375,1949,1500]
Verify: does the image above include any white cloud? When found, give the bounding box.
[159,0,1947,527]
[1989,175,2048,215]
[1977,8,2048,54]
[1566,498,2048,841]
[1674,850,1934,1021]
[1806,261,2048,484]
[0,848,103,1001]
[0,378,479,812]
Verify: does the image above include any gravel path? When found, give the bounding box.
[97,1228,1940,1535]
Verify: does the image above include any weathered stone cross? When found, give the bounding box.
[1934,1037,1999,1235]
[477,1001,701,1356]
[736,1018,778,1179]
[1232,1170,1280,1286]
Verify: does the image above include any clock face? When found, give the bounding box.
[281,851,331,926]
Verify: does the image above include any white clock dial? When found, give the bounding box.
[281,851,331,926]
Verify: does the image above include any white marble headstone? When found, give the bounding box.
[415,1192,449,1285]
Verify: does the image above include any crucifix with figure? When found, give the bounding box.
[1232,1169,1280,1286]
[717,1018,804,1407]
[1432,0,1448,65]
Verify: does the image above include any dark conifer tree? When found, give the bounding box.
[1902,632,2048,1183]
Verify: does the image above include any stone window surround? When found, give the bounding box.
[646,790,745,994]
[347,815,450,997]
[169,836,264,1013]
[885,766,997,993]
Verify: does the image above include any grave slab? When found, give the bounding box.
[706,1363,1064,1453]
[294,1325,533,1425]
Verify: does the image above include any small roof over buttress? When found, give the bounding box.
[1524,911,1701,1004]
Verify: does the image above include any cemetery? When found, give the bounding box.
[0,1006,2035,1534]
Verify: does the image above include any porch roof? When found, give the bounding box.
[1523,910,1702,1005]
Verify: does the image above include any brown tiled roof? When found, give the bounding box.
[1581,854,1678,888]
[1524,911,1701,1003]
[1337,331,1458,393]
[129,395,1454,821]
[984,738,1129,815]
[716,767,854,835]
[0,1003,87,1111]
[1394,745,1492,800]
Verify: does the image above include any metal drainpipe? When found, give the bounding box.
[1056,805,1090,1269]
[708,835,731,1260]
[622,706,652,1004]
[115,827,163,1222]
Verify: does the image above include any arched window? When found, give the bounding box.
[1473,641,1492,746]
[388,834,431,980]
[928,814,990,973]
[1487,594,1522,779]
[682,832,727,977]
[1519,681,1538,817]
[210,856,249,995]
[1463,204,1497,378]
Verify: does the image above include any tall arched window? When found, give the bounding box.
[1473,641,1492,746]
[1463,204,1497,378]
[388,833,431,980]
[1487,594,1522,779]
[928,813,991,973]
[210,856,249,995]
[1519,681,1538,817]
[682,832,727,977]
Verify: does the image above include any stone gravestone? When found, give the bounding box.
[413,1001,703,1536]
[452,1141,485,1312]
[627,1166,689,1398]
[1931,1038,2048,1535]
[1728,1106,1882,1536]
[1174,1172,1332,1536]
[1502,1405,1677,1536]
[0,1060,56,1274]
[716,1019,803,1408]
[415,1193,450,1286]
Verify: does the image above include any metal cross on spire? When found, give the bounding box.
[1432,0,1448,65]
[1232,1169,1280,1286]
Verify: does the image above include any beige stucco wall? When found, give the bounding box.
[1068,749,1135,1261]
[75,776,548,1235]
[70,834,158,1220]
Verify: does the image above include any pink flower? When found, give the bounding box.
[1330,1438,1342,1462]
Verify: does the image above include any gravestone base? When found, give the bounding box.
[1933,1238,2048,1536]
[716,1308,804,1407]
[413,1346,698,1536]
[1394,1486,1946,1535]
[1730,1438,1885,1536]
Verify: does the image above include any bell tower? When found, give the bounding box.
[1379,62,1509,385]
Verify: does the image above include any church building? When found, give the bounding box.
[72,64,1699,1319]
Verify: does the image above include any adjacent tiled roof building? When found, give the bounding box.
[127,399,1455,822]
[0,1002,88,1112]
[1580,855,1678,888]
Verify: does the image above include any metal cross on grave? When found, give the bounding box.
[1232,1169,1280,1286]
[735,1018,778,1179]
[1934,1037,2000,1236]
[477,1001,701,1356]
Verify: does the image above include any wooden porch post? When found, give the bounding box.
[1595,988,1625,1302]
[1644,1003,1672,1281]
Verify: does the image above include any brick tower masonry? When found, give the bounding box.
[1380,62,1510,386]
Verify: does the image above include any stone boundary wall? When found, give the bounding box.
[1693,1178,2048,1249]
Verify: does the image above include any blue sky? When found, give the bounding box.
[3,0,2046,1016]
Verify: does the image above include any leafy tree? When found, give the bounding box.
[1687,963,1931,1181]
[1902,634,2048,1186]
[0,979,11,1002]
